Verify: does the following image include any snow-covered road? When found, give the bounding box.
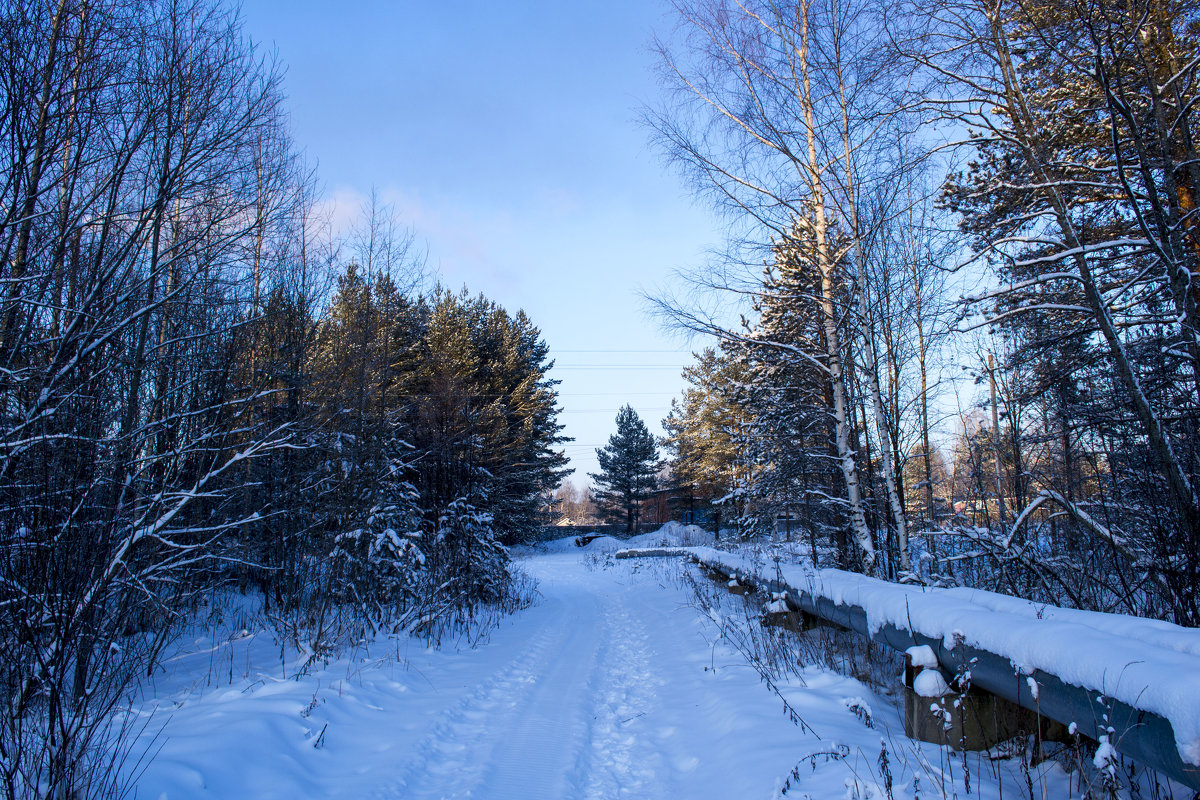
[136,551,817,798]
[133,545,1074,799]
[370,551,809,799]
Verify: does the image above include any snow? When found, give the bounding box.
[624,521,715,548]
[634,545,1200,767]
[943,587,1200,658]
[1094,736,1119,773]
[118,527,1077,799]
[527,522,714,556]
[765,598,790,614]
[913,669,950,698]
[905,645,938,669]
[524,534,585,553]
[840,696,874,727]
[124,551,815,798]
[578,534,624,551]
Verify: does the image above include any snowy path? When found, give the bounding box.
[132,548,1077,799]
[373,553,804,799]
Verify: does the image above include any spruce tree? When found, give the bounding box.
[591,406,661,533]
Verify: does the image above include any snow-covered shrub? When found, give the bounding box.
[430,498,510,606]
[329,487,426,635]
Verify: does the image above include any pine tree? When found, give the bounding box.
[932,0,1200,620]
[590,406,662,533]
[661,347,751,536]
[732,226,873,565]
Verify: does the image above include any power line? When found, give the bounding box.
[559,392,678,397]
[355,390,681,399]
[559,407,671,413]
[553,349,690,354]
[553,365,683,370]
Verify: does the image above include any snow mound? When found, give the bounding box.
[765,598,790,614]
[626,522,714,549]
[906,645,938,669]
[913,669,950,698]
[536,535,586,554]
[579,535,623,552]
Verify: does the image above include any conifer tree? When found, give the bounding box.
[662,348,750,536]
[590,406,662,533]
[929,0,1200,619]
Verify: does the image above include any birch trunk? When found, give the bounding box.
[797,0,875,571]
[830,9,909,571]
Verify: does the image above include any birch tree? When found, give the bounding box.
[648,0,935,572]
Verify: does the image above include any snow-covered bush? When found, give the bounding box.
[329,488,426,635]
[424,498,511,615]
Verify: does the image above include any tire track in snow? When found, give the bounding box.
[367,556,799,799]
[368,619,565,799]
[372,577,609,799]
[473,588,606,799]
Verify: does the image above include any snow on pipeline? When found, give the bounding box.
[643,543,1200,770]
[126,522,1084,799]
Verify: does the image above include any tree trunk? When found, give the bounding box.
[797,0,874,573]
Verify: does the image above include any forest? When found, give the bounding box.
[0,1,567,794]
[4,0,1200,795]
[650,0,1200,629]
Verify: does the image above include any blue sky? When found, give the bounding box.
[240,0,725,483]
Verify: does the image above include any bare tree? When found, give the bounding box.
[647,0,940,572]
[0,1,303,794]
